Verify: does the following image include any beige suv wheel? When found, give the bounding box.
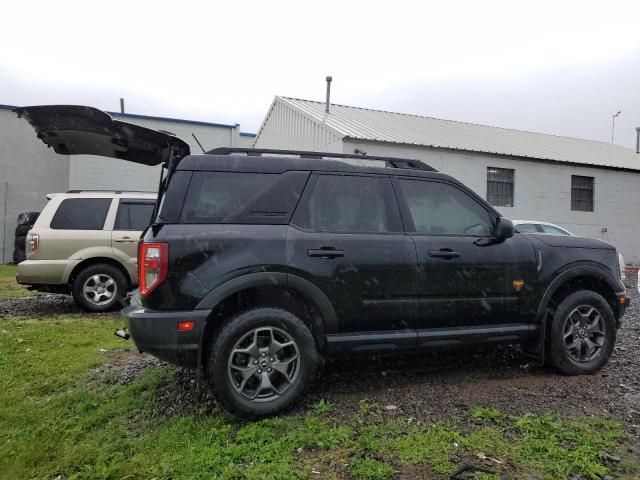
[72,264,126,312]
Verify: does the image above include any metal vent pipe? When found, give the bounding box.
[325,76,332,113]
[636,127,640,154]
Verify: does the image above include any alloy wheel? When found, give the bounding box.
[82,274,117,306]
[227,327,300,402]
[562,304,606,362]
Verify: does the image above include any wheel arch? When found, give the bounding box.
[196,272,337,357]
[537,265,622,323]
[67,256,132,286]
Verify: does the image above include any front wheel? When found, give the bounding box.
[206,308,318,419]
[548,290,616,375]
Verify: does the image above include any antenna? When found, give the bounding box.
[192,133,206,153]
[611,110,621,143]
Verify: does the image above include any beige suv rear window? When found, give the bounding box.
[50,198,111,230]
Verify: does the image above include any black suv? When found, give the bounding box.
[18,106,628,418]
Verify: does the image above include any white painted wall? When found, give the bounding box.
[0,107,70,263]
[344,140,640,263]
[254,100,342,152]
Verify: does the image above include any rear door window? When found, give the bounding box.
[50,198,111,230]
[115,202,155,230]
[295,174,389,232]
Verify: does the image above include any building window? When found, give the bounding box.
[571,175,594,212]
[486,167,514,207]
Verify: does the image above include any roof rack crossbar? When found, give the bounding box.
[205,147,437,172]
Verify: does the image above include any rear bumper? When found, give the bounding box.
[16,259,76,285]
[123,305,210,368]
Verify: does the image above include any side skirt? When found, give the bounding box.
[326,324,538,355]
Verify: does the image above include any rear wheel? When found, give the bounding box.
[206,307,318,419]
[548,290,616,375]
[72,264,127,312]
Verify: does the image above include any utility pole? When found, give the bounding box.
[611,110,621,143]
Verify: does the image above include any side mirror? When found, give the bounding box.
[495,218,515,241]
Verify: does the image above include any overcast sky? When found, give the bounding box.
[2,0,639,148]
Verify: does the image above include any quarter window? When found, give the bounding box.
[180,172,276,223]
[50,198,111,230]
[298,175,388,232]
[571,175,594,212]
[397,180,493,236]
[486,167,514,207]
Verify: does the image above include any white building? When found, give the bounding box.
[255,96,640,262]
[0,104,255,263]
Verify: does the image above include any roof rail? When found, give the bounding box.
[65,190,156,194]
[206,147,437,172]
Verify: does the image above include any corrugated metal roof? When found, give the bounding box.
[279,96,640,171]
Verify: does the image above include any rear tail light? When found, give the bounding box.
[138,242,168,297]
[28,233,39,255]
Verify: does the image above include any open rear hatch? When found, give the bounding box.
[14,105,190,168]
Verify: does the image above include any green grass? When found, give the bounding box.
[349,457,394,480]
[0,315,636,480]
[470,406,503,422]
[0,264,36,299]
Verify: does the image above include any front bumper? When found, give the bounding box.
[123,305,211,368]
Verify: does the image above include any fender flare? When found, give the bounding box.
[528,264,622,365]
[535,264,622,324]
[195,271,338,333]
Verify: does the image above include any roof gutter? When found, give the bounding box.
[343,137,640,174]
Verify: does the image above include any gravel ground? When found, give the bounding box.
[0,293,82,317]
[313,273,640,435]
[3,274,639,440]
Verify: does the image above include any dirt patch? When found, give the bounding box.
[90,348,220,417]
[91,348,162,384]
[152,366,219,418]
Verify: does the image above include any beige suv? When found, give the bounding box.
[17,191,156,312]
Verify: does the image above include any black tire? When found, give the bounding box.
[16,212,40,226]
[548,290,616,375]
[14,235,26,249]
[71,264,127,313]
[206,307,318,419]
[15,225,30,237]
[13,247,25,263]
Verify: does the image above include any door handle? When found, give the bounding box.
[307,248,344,259]
[428,249,460,259]
[114,237,135,243]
